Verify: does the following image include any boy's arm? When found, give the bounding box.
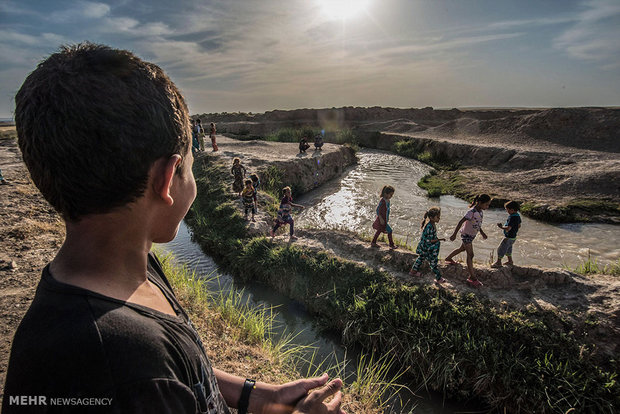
[214,369,343,414]
[480,228,487,239]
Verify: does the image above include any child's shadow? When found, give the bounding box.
[296,152,309,158]
[312,149,322,158]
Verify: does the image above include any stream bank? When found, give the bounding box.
[186,152,620,413]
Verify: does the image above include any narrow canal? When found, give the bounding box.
[296,149,620,268]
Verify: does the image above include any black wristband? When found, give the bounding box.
[238,378,256,414]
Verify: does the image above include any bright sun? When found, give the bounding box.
[317,0,371,20]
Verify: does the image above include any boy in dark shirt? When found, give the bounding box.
[491,201,522,268]
[3,43,344,414]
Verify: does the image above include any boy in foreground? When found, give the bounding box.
[2,43,344,414]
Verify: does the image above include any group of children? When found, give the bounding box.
[231,157,303,239]
[299,133,324,153]
[192,118,218,153]
[371,188,521,287]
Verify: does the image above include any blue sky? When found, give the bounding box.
[1,0,619,118]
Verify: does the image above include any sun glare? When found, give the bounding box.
[317,0,371,20]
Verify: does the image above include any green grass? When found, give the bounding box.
[393,140,460,170]
[265,126,319,143]
[154,247,404,412]
[417,170,469,199]
[185,156,620,413]
[565,251,620,276]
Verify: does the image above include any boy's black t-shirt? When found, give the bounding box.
[2,253,230,414]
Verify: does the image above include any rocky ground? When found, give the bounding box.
[0,127,65,394]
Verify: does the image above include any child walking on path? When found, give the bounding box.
[271,186,304,241]
[209,122,218,152]
[241,179,256,221]
[230,157,247,196]
[444,194,491,287]
[191,119,200,153]
[195,118,205,151]
[409,207,446,284]
[492,201,522,268]
[250,173,260,213]
[371,185,398,250]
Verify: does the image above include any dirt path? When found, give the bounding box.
[268,228,620,360]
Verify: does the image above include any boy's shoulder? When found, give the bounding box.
[5,258,188,398]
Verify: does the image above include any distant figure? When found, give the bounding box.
[299,137,310,153]
[0,169,6,185]
[371,185,397,249]
[209,122,218,152]
[491,201,522,268]
[444,194,491,287]
[195,118,205,151]
[409,207,446,285]
[230,157,247,196]
[241,179,256,221]
[271,186,304,241]
[191,119,200,153]
[250,173,260,213]
[314,133,324,150]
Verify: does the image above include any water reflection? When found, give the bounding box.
[297,149,620,268]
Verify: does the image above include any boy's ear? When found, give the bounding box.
[154,155,182,206]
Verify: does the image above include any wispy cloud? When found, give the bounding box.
[49,1,111,22]
[553,0,620,67]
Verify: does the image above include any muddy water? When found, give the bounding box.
[159,221,472,413]
[297,149,620,268]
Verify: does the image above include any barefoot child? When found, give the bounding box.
[3,42,343,414]
[371,185,397,250]
[444,194,491,287]
[491,201,522,268]
[271,186,304,241]
[209,122,218,152]
[409,207,446,284]
[314,133,324,150]
[241,179,256,221]
[231,157,247,196]
[299,137,310,153]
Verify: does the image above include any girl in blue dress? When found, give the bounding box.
[410,207,446,284]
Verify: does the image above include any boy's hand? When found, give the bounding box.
[439,238,446,242]
[261,374,344,414]
[293,377,345,414]
[496,223,503,228]
[449,234,456,241]
[481,232,488,240]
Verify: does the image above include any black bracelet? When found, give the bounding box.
[238,378,256,414]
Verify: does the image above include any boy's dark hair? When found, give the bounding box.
[504,200,520,211]
[250,174,259,182]
[245,179,252,185]
[15,42,190,221]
